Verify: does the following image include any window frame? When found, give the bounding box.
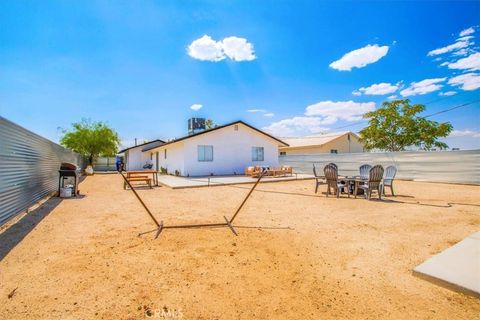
[252,146,265,161]
[198,145,214,162]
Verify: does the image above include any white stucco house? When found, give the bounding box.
[118,140,164,171]
[141,121,288,177]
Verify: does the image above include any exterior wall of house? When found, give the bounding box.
[154,142,185,175]
[181,123,280,176]
[280,134,364,155]
[125,146,152,170]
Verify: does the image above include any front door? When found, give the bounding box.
[155,152,159,171]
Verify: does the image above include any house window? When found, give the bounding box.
[252,147,264,161]
[164,149,167,159]
[234,124,238,131]
[198,145,213,161]
[150,153,153,160]
[280,151,286,156]
[330,149,338,154]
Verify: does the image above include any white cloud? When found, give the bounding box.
[247,109,274,117]
[451,48,474,56]
[459,27,475,37]
[262,100,375,136]
[187,35,255,62]
[262,116,331,137]
[400,78,446,97]
[352,82,399,96]
[329,44,389,71]
[190,104,203,111]
[440,61,449,66]
[388,95,397,100]
[457,35,474,42]
[187,35,225,62]
[304,100,376,122]
[439,91,457,96]
[447,52,480,71]
[221,36,256,61]
[448,73,480,91]
[427,39,472,56]
[449,129,480,138]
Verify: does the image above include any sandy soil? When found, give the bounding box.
[0,174,479,319]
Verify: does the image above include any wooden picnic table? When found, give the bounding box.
[126,170,158,186]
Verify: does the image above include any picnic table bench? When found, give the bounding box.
[124,170,158,189]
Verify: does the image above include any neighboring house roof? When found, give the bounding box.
[142,120,288,152]
[280,131,360,149]
[118,139,165,154]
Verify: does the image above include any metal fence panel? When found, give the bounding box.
[280,150,480,185]
[94,157,117,171]
[0,117,84,225]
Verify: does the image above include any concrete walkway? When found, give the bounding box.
[414,231,480,297]
[156,173,314,189]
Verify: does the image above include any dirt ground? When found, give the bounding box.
[0,174,479,319]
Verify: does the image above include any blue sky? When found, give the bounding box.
[1,1,479,149]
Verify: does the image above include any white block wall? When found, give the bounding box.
[182,123,280,176]
[126,147,152,170]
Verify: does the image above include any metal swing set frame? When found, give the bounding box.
[120,171,266,239]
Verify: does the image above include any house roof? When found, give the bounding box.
[118,139,165,154]
[142,120,288,152]
[280,131,359,149]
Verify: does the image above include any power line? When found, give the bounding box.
[423,100,479,118]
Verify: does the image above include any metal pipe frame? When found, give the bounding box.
[120,170,265,238]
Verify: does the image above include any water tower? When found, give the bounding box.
[188,117,206,135]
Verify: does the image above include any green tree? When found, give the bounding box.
[205,119,216,129]
[60,119,120,165]
[359,99,453,151]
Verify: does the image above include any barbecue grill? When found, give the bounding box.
[58,162,80,196]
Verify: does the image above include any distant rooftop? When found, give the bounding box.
[281,131,358,148]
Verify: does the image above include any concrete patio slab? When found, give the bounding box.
[414,231,480,297]
[156,173,314,188]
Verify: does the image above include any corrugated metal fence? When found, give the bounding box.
[0,116,84,225]
[280,150,480,185]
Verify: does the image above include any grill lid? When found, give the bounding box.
[60,162,77,170]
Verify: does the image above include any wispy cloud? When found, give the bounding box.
[447,52,480,71]
[400,78,446,97]
[459,27,475,37]
[262,116,331,137]
[449,129,480,138]
[247,109,274,117]
[187,35,255,62]
[352,82,399,96]
[448,73,480,91]
[428,39,472,56]
[439,91,457,96]
[428,26,475,56]
[263,100,375,136]
[329,44,389,71]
